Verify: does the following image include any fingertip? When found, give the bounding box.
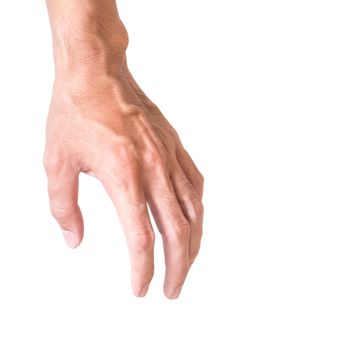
[62,229,83,249]
[130,260,154,298]
[133,282,150,298]
[164,284,183,300]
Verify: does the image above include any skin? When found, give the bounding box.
[44,0,204,299]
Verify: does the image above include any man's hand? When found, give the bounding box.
[44,0,204,299]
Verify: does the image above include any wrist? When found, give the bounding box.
[52,33,127,78]
[48,2,128,76]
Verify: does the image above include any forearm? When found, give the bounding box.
[46,0,128,75]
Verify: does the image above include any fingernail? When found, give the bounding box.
[62,229,77,249]
[137,283,150,298]
[168,286,182,299]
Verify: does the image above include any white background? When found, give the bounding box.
[0,0,358,349]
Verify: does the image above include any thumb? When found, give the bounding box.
[44,154,84,248]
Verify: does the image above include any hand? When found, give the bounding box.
[43,49,204,299]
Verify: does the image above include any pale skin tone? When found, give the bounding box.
[44,0,204,299]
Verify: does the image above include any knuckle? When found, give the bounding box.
[189,246,201,264]
[196,172,204,186]
[193,171,204,189]
[121,104,146,119]
[193,199,204,218]
[106,138,139,177]
[129,226,155,251]
[180,194,204,221]
[110,138,137,164]
[144,100,160,113]
[50,205,73,223]
[143,147,167,171]
[167,220,190,242]
[43,149,64,174]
